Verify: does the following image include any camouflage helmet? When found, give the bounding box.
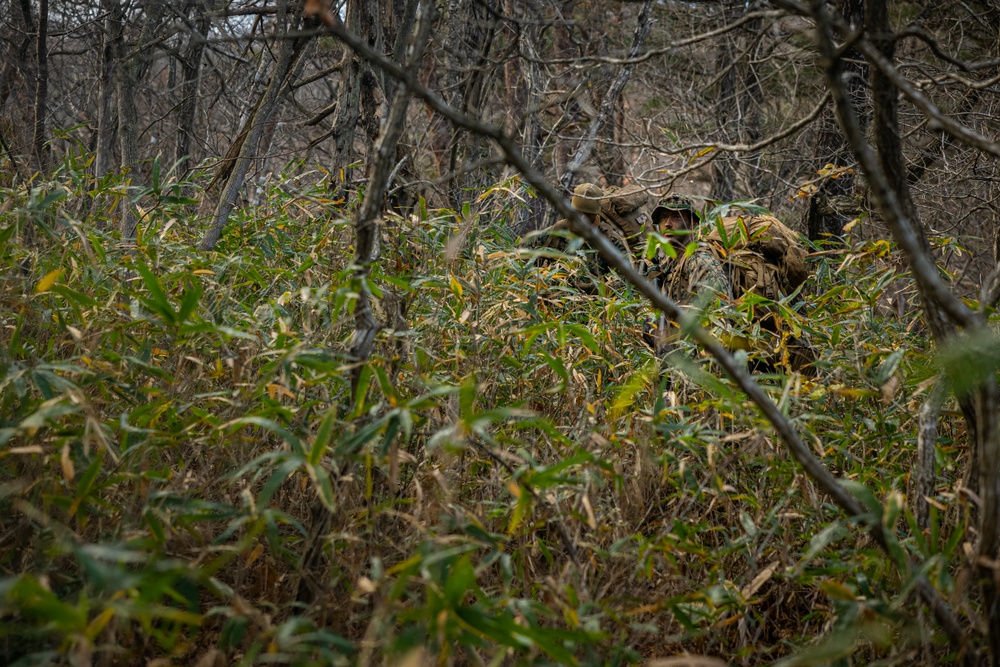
[571,183,603,215]
[652,194,699,230]
[652,193,696,216]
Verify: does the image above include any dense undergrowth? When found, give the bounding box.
[0,156,978,666]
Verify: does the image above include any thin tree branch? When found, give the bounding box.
[531,9,787,67]
[347,2,433,395]
[774,0,977,329]
[916,378,946,531]
[670,91,831,154]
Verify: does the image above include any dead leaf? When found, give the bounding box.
[193,650,225,667]
[582,494,597,530]
[741,561,779,599]
[304,0,338,26]
[647,657,729,667]
[881,375,900,404]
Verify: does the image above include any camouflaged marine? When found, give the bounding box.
[648,194,815,374]
[532,184,814,373]
[536,182,655,286]
[648,194,731,305]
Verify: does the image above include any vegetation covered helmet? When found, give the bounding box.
[571,183,603,215]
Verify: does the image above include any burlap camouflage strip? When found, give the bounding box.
[705,214,809,298]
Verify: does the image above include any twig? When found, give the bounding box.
[470,439,582,570]
[0,126,23,183]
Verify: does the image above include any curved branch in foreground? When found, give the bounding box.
[317,12,972,659]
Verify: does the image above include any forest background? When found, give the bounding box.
[3,0,1000,665]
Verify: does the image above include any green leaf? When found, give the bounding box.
[309,407,339,466]
[221,416,306,456]
[610,361,655,422]
[133,259,177,325]
[873,348,906,385]
[800,521,848,565]
[19,398,81,430]
[176,282,203,325]
[936,327,1000,395]
[258,458,301,507]
[443,556,477,606]
[50,285,98,308]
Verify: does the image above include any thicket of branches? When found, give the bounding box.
[3,0,1000,665]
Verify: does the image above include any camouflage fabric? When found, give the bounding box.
[599,184,652,247]
[570,183,602,215]
[654,193,697,213]
[659,244,731,304]
[533,185,816,374]
[651,201,816,375]
[706,214,809,298]
[533,183,654,286]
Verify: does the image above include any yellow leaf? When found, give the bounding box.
[266,383,296,400]
[244,543,265,569]
[61,443,75,482]
[449,274,463,298]
[192,269,215,275]
[4,446,45,455]
[581,494,597,530]
[36,269,63,293]
[86,607,116,640]
[819,579,857,601]
[689,146,716,163]
[508,491,530,535]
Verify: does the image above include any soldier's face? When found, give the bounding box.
[659,212,688,233]
[658,212,691,249]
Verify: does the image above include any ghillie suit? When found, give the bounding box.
[529,186,815,374]
[649,196,815,375]
[532,183,654,289]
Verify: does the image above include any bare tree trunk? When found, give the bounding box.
[915,379,945,531]
[441,0,495,209]
[595,92,625,187]
[348,1,432,394]
[199,1,312,251]
[504,0,545,233]
[94,0,121,181]
[807,0,865,243]
[823,2,1000,658]
[559,1,653,192]
[328,0,383,200]
[711,4,762,202]
[711,14,737,202]
[174,1,211,167]
[551,0,576,180]
[5,0,36,162]
[31,0,49,173]
[115,1,165,244]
